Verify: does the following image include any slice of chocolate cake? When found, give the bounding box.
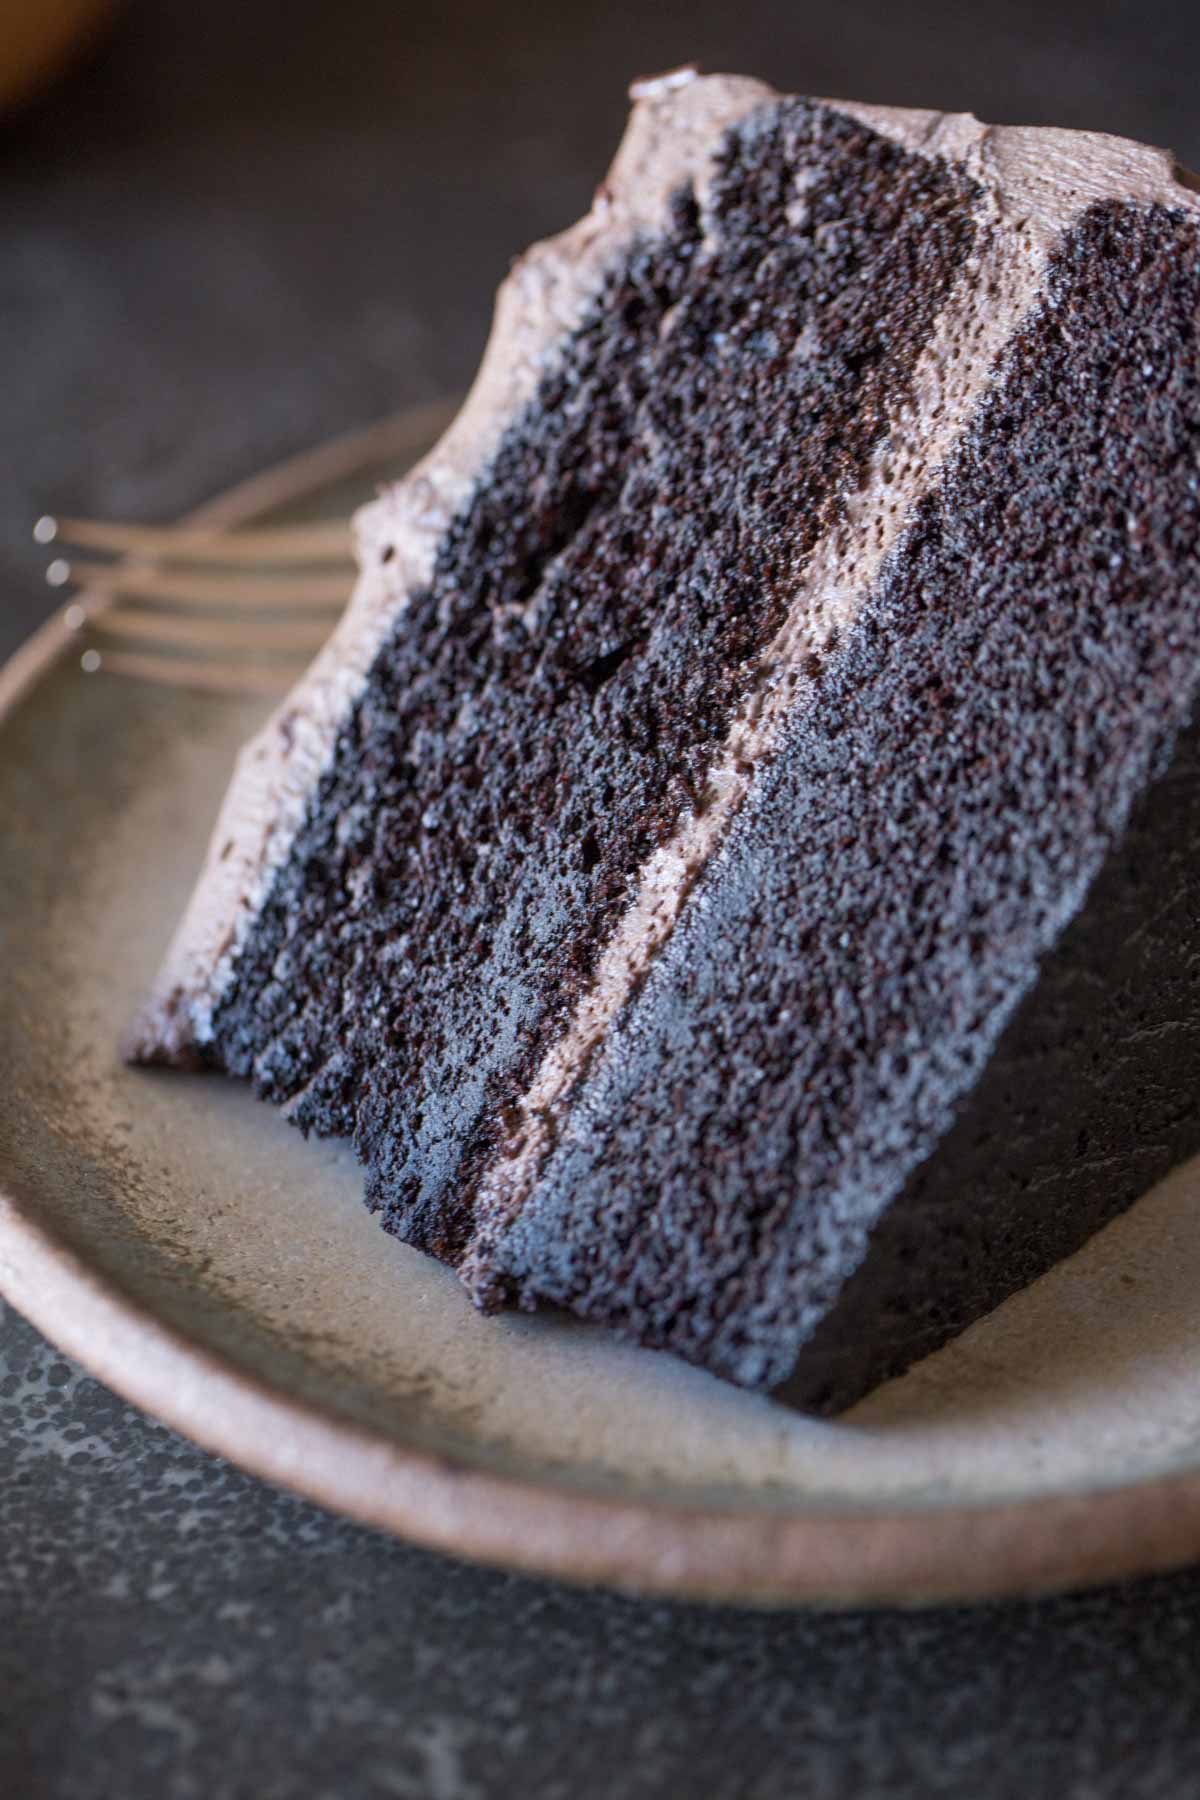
[130,70,1200,1410]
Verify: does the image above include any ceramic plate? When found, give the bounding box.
[5,405,1200,1609]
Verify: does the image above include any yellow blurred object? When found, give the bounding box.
[0,0,117,112]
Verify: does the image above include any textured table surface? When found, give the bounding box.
[4,2,1200,1794]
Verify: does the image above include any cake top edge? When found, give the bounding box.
[626,66,1198,203]
[355,72,1198,560]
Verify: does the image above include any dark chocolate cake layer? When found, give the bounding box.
[482,199,1200,1397]
[203,98,979,1257]
[132,72,1200,1406]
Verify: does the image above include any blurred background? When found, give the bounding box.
[6,3,1200,1795]
[4,0,1200,659]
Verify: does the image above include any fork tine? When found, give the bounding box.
[56,558,352,610]
[91,607,334,654]
[37,515,354,564]
[82,648,303,696]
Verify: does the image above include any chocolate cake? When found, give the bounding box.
[130,70,1200,1411]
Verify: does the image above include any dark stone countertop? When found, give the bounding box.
[4,3,1200,1794]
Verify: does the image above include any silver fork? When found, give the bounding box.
[34,399,456,696]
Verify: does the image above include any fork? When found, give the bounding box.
[34,398,457,696]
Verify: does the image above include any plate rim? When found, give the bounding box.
[5,411,1200,1609]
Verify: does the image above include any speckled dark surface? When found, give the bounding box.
[10,1292,1200,1800]
[7,2,1200,1794]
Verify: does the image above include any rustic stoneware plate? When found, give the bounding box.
[6,404,1200,1610]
